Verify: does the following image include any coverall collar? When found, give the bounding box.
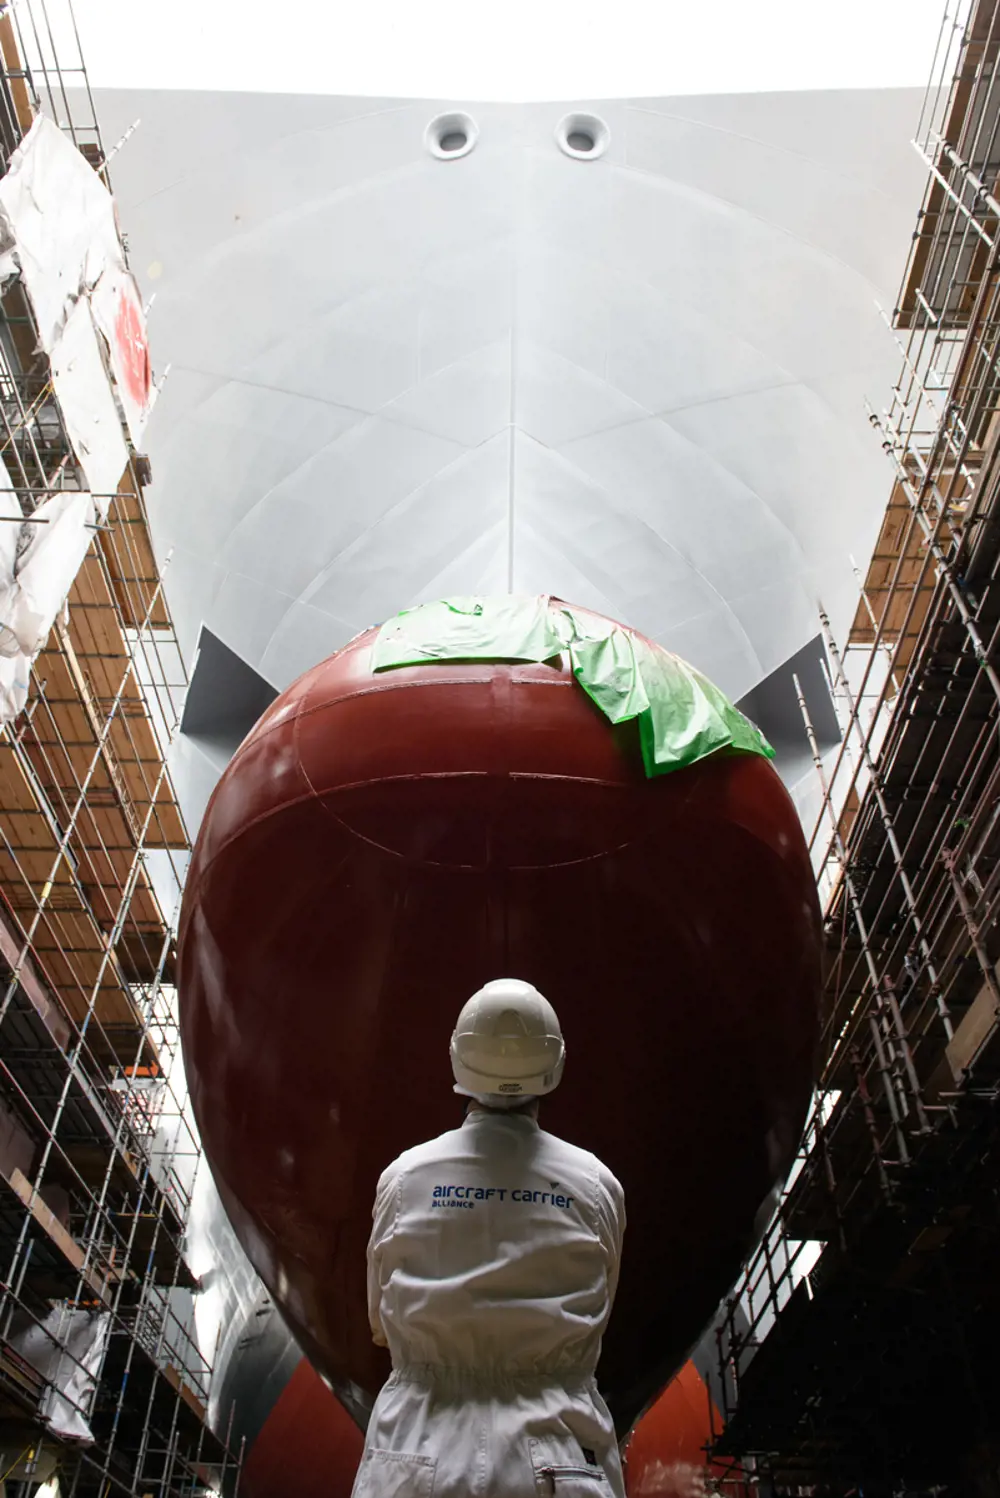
[462,1108,540,1132]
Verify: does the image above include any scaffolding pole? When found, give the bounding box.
[0,6,240,1495]
[710,3,1000,1488]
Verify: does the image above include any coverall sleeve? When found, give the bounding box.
[595,1164,626,1311]
[367,1164,400,1349]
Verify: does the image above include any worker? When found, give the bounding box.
[353,978,626,1498]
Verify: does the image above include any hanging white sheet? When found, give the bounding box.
[0,115,152,446]
[0,115,121,350]
[48,299,129,508]
[0,469,99,725]
[0,467,32,720]
[0,647,31,721]
[10,1306,112,1443]
[0,120,154,725]
[0,489,96,657]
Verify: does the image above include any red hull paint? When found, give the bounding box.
[240,1359,363,1498]
[179,612,822,1428]
[238,1356,738,1498]
[624,1363,746,1497]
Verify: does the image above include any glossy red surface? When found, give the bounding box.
[239,1354,734,1498]
[240,1359,362,1498]
[623,1363,747,1497]
[178,609,822,1430]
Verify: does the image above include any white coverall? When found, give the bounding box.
[353,1108,626,1498]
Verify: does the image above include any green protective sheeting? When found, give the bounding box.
[371,595,774,778]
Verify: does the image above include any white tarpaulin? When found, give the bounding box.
[48,299,129,507]
[0,466,98,725]
[0,643,31,722]
[0,469,32,722]
[0,490,96,657]
[0,120,136,726]
[0,469,23,599]
[9,1307,111,1443]
[0,115,152,447]
[0,115,121,351]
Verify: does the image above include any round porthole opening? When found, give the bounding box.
[556,112,610,161]
[426,112,478,161]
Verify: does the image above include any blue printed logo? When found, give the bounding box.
[430,1185,575,1210]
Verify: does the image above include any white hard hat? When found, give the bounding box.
[450,979,565,1100]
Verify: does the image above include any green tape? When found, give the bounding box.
[372,595,774,778]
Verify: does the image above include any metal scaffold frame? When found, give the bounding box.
[710,2,1000,1492]
[0,4,242,1495]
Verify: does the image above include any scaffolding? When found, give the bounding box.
[710,2,1000,1492]
[0,4,241,1495]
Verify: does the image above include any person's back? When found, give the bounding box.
[353,980,626,1498]
[372,1110,622,1378]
